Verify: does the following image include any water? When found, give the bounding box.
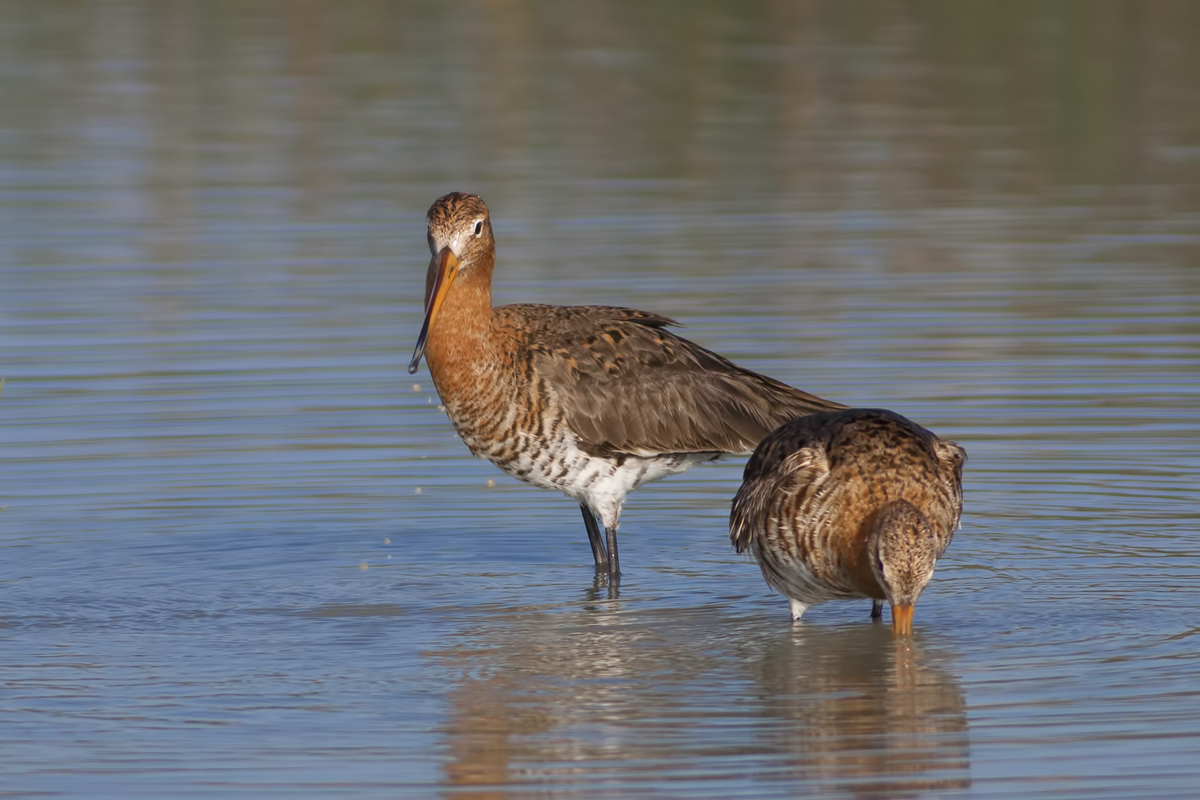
[2,2,1199,797]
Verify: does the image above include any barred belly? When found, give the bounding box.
[450,411,696,533]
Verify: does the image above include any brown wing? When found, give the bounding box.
[729,409,966,557]
[502,304,845,458]
[930,438,967,553]
[730,441,829,554]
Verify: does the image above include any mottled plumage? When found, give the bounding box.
[730,408,966,634]
[409,192,845,579]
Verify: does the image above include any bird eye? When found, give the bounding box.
[473,220,484,236]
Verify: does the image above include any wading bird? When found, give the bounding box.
[730,408,965,635]
[409,192,844,581]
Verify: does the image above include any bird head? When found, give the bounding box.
[409,192,494,373]
[868,499,938,636]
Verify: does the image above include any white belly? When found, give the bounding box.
[480,431,718,531]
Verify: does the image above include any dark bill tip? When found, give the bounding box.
[408,321,430,374]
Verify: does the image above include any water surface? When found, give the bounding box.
[2,2,1199,797]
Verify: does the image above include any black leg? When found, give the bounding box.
[580,504,610,572]
[871,599,884,619]
[606,526,620,579]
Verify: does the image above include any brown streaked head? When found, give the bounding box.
[869,499,937,637]
[408,192,495,374]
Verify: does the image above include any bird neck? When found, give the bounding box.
[425,253,499,392]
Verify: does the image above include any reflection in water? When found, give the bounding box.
[752,625,969,798]
[429,600,968,796]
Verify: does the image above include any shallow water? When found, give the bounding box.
[2,2,1200,797]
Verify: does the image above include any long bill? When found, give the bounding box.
[408,247,460,374]
[891,602,915,637]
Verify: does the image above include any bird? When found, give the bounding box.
[729,408,965,635]
[406,192,846,581]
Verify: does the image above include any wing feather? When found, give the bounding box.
[730,441,829,553]
[503,304,844,458]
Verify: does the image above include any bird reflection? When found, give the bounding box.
[750,623,970,798]
[426,600,969,796]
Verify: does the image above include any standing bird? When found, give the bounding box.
[408,192,845,580]
[729,408,966,635]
